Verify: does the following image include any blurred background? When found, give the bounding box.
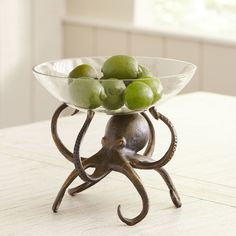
[0,0,236,128]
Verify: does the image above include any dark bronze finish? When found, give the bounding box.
[51,104,182,226]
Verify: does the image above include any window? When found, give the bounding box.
[135,0,236,37]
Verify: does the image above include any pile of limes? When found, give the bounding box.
[68,55,163,111]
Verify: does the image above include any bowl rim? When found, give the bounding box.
[32,56,197,80]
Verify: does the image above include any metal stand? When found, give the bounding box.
[51,104,181,226]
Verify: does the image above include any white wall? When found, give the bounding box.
[0,0,65,128]
[31,0,65,122]
[0,0,32,128]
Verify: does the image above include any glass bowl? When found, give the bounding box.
[32,56,196,114]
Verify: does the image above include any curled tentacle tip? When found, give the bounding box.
[176,202,182,208]
[117,204,121,215]
[149,107,158,118]
[173,199,182,208]
[52,206,58,213]
[170,190,182,208]
[68,189,75,196]
[71,109,79,116]
[117,205,123,219]
[117,205,137,226]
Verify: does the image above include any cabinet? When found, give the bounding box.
[202,44,236,96]
[94,28,128,55]
[165,38,201,93]
[129,33,164,56]
[64,24,94,57]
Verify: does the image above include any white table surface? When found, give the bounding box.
[0,92,236,236]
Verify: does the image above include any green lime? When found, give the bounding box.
[69,64,97,78]
[101,78,126,110]
[69,77,106,109]
[138,77,163,104]
[124,81,154,110]
[137,64,152,78]
[102,55,139,79]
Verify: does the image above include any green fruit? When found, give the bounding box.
[102,55,139,79]
[69,77,105,109]
[124,81,154,110]
[69,64,97,78]
[138,77,163,104]
[137,64,152,78]
[101,78,126,110]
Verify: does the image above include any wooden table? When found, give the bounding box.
[0,92,236,235]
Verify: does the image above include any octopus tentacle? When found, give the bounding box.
[68,171,110,196]
[68,168,110,196]
[129,154,181,208]
[52,155,105,211]
[73,111,108,182]
[141,112,155,157]
[51,103,79,163]
[112,156,149,226]
[129,154,155,165]
[71,109,79,116]
[131,107,177,169]
[68,157,95,196]
[69,152,111,196]
[68,181,96,196]
[156,168,182,208]
[52,169,78,212]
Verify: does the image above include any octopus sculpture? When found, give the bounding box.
[51,104,182,226]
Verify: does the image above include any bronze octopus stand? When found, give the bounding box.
[51,104,182,226]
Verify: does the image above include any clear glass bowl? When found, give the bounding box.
[32,57,196,114]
